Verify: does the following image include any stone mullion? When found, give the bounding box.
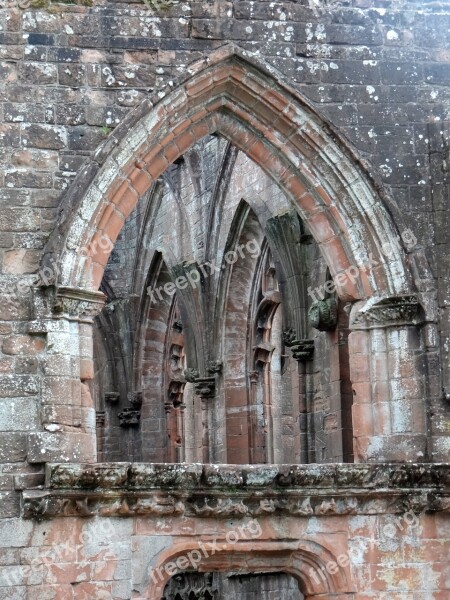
[164,403,176,463]
[200,397,210,463]
[260,365,272,464]
[248,371,259,464]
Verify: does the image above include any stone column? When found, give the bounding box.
[27,286,105,463]
[284,330,314,464]
[194,377,215,463]
[349,295,429,462]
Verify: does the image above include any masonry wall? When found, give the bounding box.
[1,507,449,598]
[1,0,450,598]
[1,0,449,470]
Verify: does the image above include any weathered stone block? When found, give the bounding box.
[58,63,86,87]
[21,124,67,150]
[27,432,96,463]
[0,376,38,398]
[0,492,20,518]
[0,398,39,432]
[18,62,57,85]
[0,518,33,548]
[0,433,27,462]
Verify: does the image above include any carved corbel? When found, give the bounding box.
[32,285,106,322]
[290,339,315,361]
[96,412,106,427]
[283,329,314,361]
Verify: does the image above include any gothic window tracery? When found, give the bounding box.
[93,135,353,466]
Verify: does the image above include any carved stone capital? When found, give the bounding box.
[172,319,183,332]
[33,286,106,322]
[249,370,259,384]
[207,360,223,374]
[194,378,215,398]
[118,408,140,427]
[168,380,185,407]
[290,339,314,361]
[350,295,423,330]
[282,327,297,347]
[54,287,106,320]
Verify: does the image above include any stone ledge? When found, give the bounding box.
[44,462,450,491]
[21,463,450,520]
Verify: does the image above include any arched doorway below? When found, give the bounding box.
[162,571,304,600]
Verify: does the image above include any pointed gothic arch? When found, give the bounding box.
[38,45,432,465]
[43,44,413,302]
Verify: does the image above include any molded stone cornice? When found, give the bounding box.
[350,295,423,330]
[21,463,450,520]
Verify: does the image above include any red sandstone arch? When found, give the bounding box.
[43,44,413,302]
[144,540,351,599]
